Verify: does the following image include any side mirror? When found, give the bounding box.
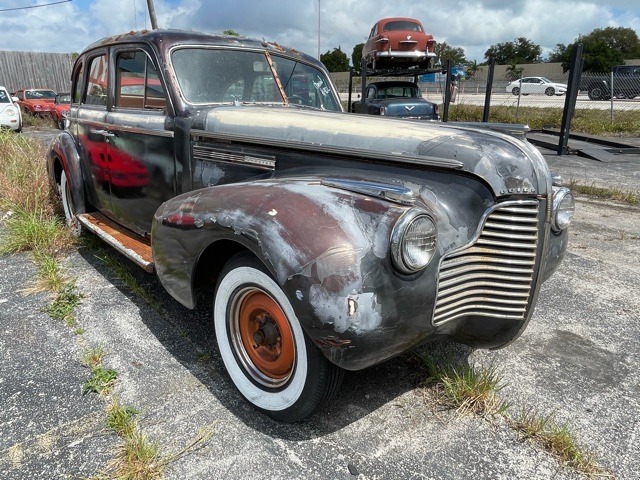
[12,97,19,102]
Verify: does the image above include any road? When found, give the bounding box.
[1,129,639,479]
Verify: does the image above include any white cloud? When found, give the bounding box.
[0,0,637,64]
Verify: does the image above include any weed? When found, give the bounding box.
[567,180,639,205]
[107,400,140,437]
[0,206,70,257]
[85,239,163,313]
[428,361,509,416]
[509,409,606,476]
[82,345,118,395]
[196,351,210,363]
[44,282,82,325]
[74,327,85,335]
[84,366,118,395]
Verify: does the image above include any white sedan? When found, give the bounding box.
[0,86,22,132]
[506,77,567,96]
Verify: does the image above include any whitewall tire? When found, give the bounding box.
[214,253,343,422]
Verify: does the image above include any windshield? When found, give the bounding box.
[56,94,71,104]
[26,90,56,100]
[0,90,10,103]
[171,48,340,111]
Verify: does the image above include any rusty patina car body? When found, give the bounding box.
[46,29,574,422]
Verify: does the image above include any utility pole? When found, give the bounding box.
[317,0,321,59]
[146,0,158,29]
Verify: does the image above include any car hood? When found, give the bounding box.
[196,106,551,197]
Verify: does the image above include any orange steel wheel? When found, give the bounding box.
[230,288,296,387]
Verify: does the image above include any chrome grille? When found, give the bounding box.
[433,201,540,326]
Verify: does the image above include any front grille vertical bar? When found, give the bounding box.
[432,200,540,326]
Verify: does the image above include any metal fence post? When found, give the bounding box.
[443,59,454,122]
[610,71,614,123]
[557,43,583,155]
[482,58,495,123]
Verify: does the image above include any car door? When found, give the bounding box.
[72,51,112,216]
[105,46,175,237]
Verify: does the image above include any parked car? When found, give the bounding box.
[506,77,567,96]
[0,86,22,132]
[579,65,640,100]
[47,29,574,423]
[363,17,436,71]
[14,88,57,116]
[50,92,71,129]
[351,81,438,120]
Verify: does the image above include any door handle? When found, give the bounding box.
[90,129,115,138]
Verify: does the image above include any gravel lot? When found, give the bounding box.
[1,128,638,479]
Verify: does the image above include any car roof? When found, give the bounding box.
[82,29,319,66]
[376,17,424,25]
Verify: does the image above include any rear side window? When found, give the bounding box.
[72,61,84,103]
[0,90,9,103]
[85,54,108,106]
[115,50,166,110]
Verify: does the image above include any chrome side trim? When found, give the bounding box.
[321,178,416,206]
[192,142,276,171]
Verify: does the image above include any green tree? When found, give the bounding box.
[222,29,240,36]
[465,60,479,79]
[484,37,542,64]
[351,43,364,71]
[560,27,640,72]
[435,42,467,68]
[546,43,567,63]
[321,47,349,72]
[505,62,524,80]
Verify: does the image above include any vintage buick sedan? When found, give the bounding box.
[47,29,574,422]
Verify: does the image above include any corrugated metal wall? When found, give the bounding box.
[0,51,74,94]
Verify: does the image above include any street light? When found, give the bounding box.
[317,0,321,59]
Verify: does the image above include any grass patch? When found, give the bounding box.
[82,345,118,395]
[44,282,82,326]
[107,401,140,437]
[412,351,606,476]
[83,237,163,314]
[422,358,509,417]
[510,408,605,476]
[566,180,639,205]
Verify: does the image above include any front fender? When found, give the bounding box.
[47,130,85,215]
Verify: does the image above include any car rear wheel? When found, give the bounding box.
[214,253,343,422]
[511,87,520,96]
[545,87,555,96]
[588,84,609,101]
[60,170,82,237]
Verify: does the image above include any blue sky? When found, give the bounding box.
[0,0,639,63]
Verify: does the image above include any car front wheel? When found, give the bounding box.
[511,87,520,96]
[545,87,555,96]
[60,170,82,237]
[214,253,344,422]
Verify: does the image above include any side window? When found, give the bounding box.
[115,50,166,110]
[85,54,108,106]
[72,61,84,103]
[366,87,376,99]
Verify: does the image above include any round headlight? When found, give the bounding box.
[552,187,575,231]
[391,210,437,274]
[5,106,17,117]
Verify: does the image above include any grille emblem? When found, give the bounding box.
[405,106,414,112]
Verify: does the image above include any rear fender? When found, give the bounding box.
[47,131,86,215]
[152,177,404,324]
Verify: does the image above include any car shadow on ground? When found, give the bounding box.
[76,245,474,439]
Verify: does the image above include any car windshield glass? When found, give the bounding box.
[26,90,56,100]
[383,21,422,32]
[172,48,284,104]
[273,55,341,111]
[0,90,9,103]
[57,94,71,103]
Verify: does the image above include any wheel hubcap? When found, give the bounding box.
[231,288,295,387]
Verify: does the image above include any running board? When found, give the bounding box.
[77,212,154,273]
